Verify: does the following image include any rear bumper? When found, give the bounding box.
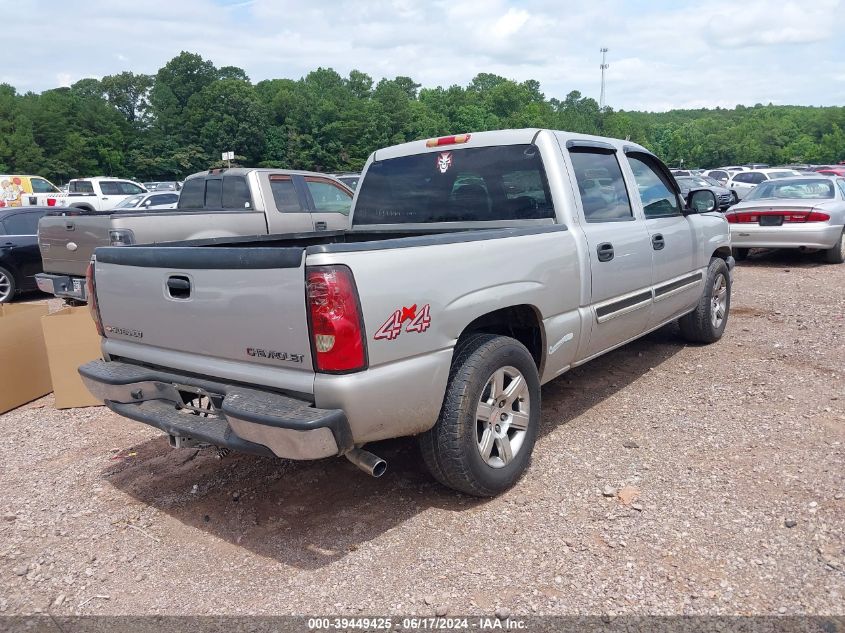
[35,273,87,301]
[730,223,843,250]
[79,360,352,460]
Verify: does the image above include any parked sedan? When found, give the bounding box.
[726,177,845,264]
[114,192,179,210]
[0,207,50,302]
[727,169,802,200]
[675,175,734,210]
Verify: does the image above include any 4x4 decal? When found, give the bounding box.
[374,304,432,341]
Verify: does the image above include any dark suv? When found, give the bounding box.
[0,207,50,303]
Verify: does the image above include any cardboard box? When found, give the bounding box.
[0,303,52,414]
[41,306,103,409]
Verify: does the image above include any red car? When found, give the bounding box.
[816,166,845,176]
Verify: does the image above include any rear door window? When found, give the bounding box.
[178,178,205,209]
[305,177,353,215]
[269,175,302,212]
[568,149,634,223]
[69,181,95,194]
[148,194,179,207]
[100,182,122,195]
[2,212,42,234]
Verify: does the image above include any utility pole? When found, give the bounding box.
[599,47,609,110]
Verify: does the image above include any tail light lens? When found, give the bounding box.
[306,265,366,373]
[47,198,57,207]
[109,229,135,246]
[86,260,104,337]
[726,209,830,224]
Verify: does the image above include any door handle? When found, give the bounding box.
[65,222,75,231]
[596,242,614,262]
[314,221,328,231]
[166,275,191,299]
[652,234,665,251]
[102,197,109,200]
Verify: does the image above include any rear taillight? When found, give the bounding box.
[86,260,104,337]
[726,209,829,224]
[47,198,57,207]
[306,265,366,373]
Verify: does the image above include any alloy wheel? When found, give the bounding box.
[476,366,530,468]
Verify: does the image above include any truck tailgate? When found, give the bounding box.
[93,246,316,387]
[39,213,111,277]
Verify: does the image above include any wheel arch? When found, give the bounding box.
[712,246,731,262]
[456,304,546,375]
[69,203,95,212]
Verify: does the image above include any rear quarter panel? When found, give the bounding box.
[309,229,583,370]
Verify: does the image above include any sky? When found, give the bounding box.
[1,0,843,112]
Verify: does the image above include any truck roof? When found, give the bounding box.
[183,168,347,181]
[372,128,652,161]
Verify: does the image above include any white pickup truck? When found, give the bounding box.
[80,129,733,496]
[64,177,149,211]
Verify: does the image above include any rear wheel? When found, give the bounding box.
[821,229,845,264]
[679,258,731,344]
[418,334,540,497]
[0,266,16,303]
[733,248,749,261]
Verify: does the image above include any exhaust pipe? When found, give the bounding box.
[345,448,387,478]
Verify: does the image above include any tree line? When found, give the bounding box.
[1,51,843,183]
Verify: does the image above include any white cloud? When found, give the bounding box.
[1,0,843,111]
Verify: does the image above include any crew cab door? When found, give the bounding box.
[565,143,653,359]
[302,176,353,231]
[624,152,699,330]
[259,173,319,234]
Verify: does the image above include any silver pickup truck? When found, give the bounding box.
[80,129,733,496]
[36,168,353,302]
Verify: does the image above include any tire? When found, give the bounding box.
[418,334,540,497]
[821,229,845,265]
[733,248,749,262]
[679,258,731,344]
[730,191,739,205]
[0,266,16,303]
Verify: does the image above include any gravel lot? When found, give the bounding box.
[1,250,843,617]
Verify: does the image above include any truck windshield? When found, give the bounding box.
[353,144,555,225]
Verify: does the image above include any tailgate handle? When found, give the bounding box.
[166,275,191,299]
[65,222,75,231]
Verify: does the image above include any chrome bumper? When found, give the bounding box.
[35,273,87,301]
[79,360,352,460]
[730,223,843,250]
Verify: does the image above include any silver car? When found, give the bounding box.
[114,192,179,211]
[726,176,845,264]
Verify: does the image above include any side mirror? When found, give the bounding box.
[685,189,717,214]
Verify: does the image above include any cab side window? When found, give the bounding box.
[568,149,633,223]
[305,178,352,215]
[626,155,681,218]
[31,178,58,193]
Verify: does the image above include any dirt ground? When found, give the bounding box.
[1,249,843,617]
